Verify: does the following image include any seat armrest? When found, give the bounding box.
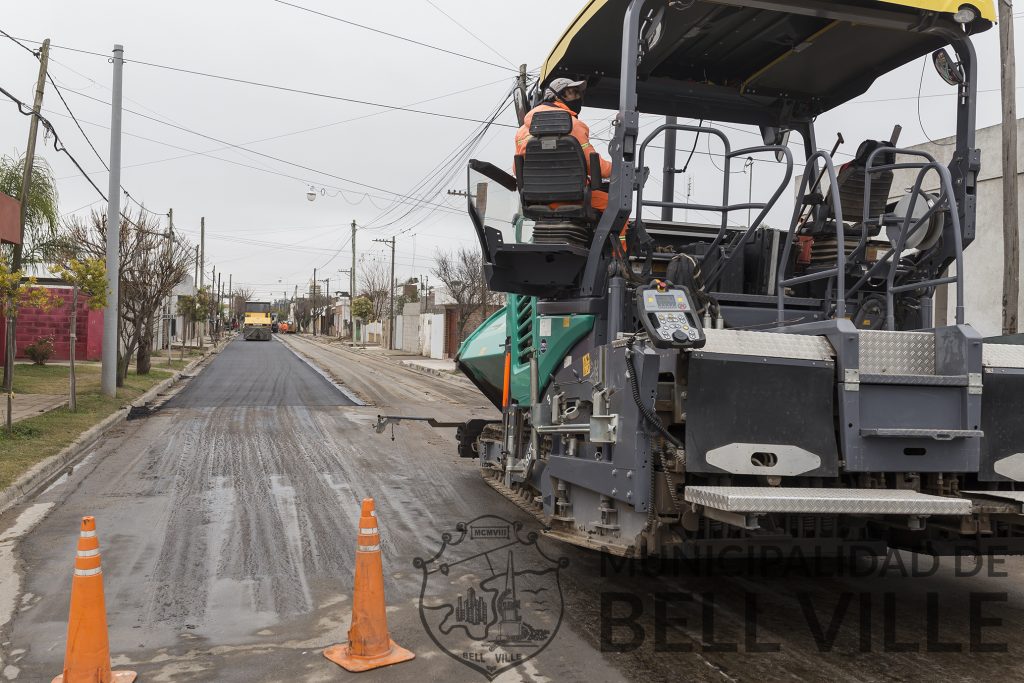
[590,152,601,191]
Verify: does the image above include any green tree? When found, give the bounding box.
[176,287,214,347]
[352,296,373,322]
[51,258,107,410]
[0,154,59,266]
[1,262,61,431]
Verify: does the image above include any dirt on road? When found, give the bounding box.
[0,335,1022,682]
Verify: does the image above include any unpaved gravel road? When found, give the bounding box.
[0,334,1023,682]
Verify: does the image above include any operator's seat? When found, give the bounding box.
[799,139,897,268]
[514,110,601,247]
[802,138,897,238]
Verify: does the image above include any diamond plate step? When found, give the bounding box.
[684,486,971,515]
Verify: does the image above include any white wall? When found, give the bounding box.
[899,120,1024,337]
[394,316,404,349]
[429,313,445,359]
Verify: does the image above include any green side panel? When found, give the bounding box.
[457,305,509,408]
[509,308,595,406]
[456,296,596,409]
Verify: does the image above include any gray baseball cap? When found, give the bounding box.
[544,77,587,101]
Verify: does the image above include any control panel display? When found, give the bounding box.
[636,286,706,349]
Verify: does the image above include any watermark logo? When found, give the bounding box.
[414,516,568,679]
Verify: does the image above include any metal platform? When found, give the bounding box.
[684,486,972,515]
[961,490,1024,510]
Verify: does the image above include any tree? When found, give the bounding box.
[1,262,60,430]
[51,258,106,410]
[292,297,312,332]
[176,287,214,346]
[0,154,59,266]
[63,209,193,382]
[352,296,373,322]
[232,288,254,323]
[432,247,500,343]
[358,259,390,322]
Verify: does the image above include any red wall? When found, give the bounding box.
[0,287,103,361]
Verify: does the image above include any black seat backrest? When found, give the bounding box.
[518,110,588,207]
[827,139,896,220]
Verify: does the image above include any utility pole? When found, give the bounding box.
[350,220,357,346]
[192,245,199,348]
[217,272,222,333]
[227,273,232,324]
[163,208,173,366]
[1000,0,1020,335]
[101,44,124,397]
[5,39,50,428]
[323,278,330,335]
[312,267,317,336]
[199,217,205,349]
[374,236,397,350]
[661,115,677,221]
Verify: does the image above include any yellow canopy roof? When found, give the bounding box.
[540,0,993,124]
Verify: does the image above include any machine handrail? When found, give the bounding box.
[855,147,966,328]
[635,123,793,290]
[777,151,846,323]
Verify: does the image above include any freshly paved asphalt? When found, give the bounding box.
[2,335,1024,683]
[165,337,355,408]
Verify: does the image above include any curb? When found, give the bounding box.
[400,360,470,385]
[295,335,473,386]
[0,337,230,518]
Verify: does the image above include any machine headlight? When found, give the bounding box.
[953,4,978,23]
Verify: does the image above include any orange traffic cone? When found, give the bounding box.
[52,517,136,683]
[324,498,415,672]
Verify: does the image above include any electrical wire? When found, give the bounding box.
[423,0,518,68]
[269,0,518,72]
[60,88,516,207]
[0,83,175,231]
[43,74,167,217]
[915,56,956,146]
[10,36,521,127]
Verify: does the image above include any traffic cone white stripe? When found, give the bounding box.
[76,549,99,558]
[73,567,102,577]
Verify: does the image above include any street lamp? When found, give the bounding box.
[306,186,316,202]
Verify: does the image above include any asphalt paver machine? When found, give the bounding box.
[443,0,1024,558]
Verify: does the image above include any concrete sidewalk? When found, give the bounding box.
[3,394,66,425]
[296,336,464,381]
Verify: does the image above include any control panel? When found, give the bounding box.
[636,285,706,349]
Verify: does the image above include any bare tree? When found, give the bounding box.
[432,247,500,343]
[292,297,312,331]
[232,288,254,323]
[358,259,391,322]
[63,209,193,381]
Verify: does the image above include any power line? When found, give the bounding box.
[1,32,168,218]
[53,88,503,211]
[10,36,521,127]
[41,105,469,218]
[423,0,518,68]
[269,0,517,72]
[46,66,508,186]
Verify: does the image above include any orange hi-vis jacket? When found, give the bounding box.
[515,100,613,211]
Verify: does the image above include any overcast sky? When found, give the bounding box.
[2,1,1021,301]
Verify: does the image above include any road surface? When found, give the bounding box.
[0,334,1022,682]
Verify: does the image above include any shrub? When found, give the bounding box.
[24,336,54,365]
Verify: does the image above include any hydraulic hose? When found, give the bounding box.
[624,336,684,514]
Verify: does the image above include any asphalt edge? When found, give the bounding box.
[273,335,367,406]
[292,335,474,387]
[0,336,231,518]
